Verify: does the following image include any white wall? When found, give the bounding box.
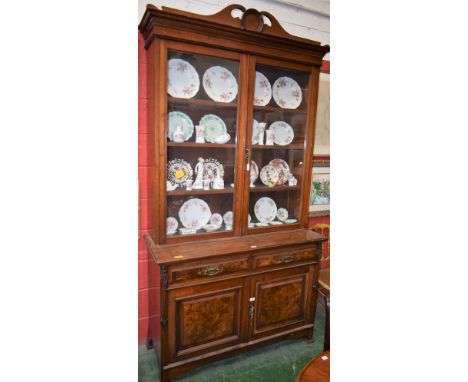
[138,0,330,58]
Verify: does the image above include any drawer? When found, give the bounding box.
[254,247,317,269]
[170,257,249,283]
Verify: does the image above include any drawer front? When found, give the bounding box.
[254,247,317,269]
[170,258,249,283]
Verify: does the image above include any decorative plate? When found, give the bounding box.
[260,165,279,187]
[167,111,194,141]
[199,114,227,143]
[167,159,193,187]
[223,211,233,226]
[210,213,223,228]
[272,76,302,109]
[166,217,178,235]
[276,208,289,222]
[251,119,261,144]
[203,158,224,182]
[250,160,259,184]
[268,158,291,185]
[179,198,211,229]
[254,197,278,224]
[269,121,294,146]
[167,58,200,99]
[203,66,238,103]
[254,71,272,106]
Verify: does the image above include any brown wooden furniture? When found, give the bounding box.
[317,268,330,352]
[296,351,330,382]
[139,4,329,381]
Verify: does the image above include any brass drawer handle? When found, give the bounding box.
[201,265,222,277]
[279,255,294,264]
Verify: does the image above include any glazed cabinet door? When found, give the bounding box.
[249,265,316,340]
[166,277,249,362]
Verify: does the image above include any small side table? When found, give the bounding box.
[296,351,330,382]
[317,268,330,352]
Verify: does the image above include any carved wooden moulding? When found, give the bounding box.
[138,3,329,64]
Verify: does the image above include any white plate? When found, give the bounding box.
[285,218,298,224]
[167,111,194,141]
[254,197,278,224]
[166,217,178,235]
[209,213,223,228]
[272,76,302,109]
[268,159,291,185]
[167,59,200,99]
[276,208,289,222]
[202,223,220,232]
[255,222,269,227]
[203,158,224,182]
[223,211,233,226]
[179,198,211,229]
[203,66,238,103]
[254,71,272,106]
[260,165,279,187]
[167,159,193,186]
[250,160,259,185]
[269,121,294,146]
[199,114,227,143]
[270,221,283,225]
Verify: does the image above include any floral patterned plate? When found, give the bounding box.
[223,211,233,226]
[210,213,223,228]
[260,165,279,187]
[254,71,272,106]
[250,160,259,185]
[276,208,289,222]
[203,158,224,182]
[167,58,200,99]
[268,158,291,185]
[273,76,302,109]
[199,114,227,143]
[166,217,178,235]
[179,198,211,229]
[254,197,278,224]
[167,159,193,187]
[167,111,194,141]
[203,66,238,103]
[269,121,294,146]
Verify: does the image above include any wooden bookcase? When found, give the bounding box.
[139,4,329,381]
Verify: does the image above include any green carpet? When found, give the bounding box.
[139,308,325,382]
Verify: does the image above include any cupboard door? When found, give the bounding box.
[250,265,315,340]
[167,278,248,361]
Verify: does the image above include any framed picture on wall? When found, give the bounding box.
[309,166,330,213]
[313,72,330,156]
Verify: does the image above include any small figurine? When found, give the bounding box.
[287,173,298,186]
[265,130,275,145]
[195,125,206,143]
[185,179,193,190]
[192,157,205,189]
[212,165,225,189]
[203,179,211,190]
[173,125,186,143]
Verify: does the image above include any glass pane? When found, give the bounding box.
[165,50,239,238]
[247,64,310,230]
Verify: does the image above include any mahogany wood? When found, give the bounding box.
[140,3,329,381]
[296,351,330,382]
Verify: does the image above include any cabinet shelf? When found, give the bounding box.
[168,97,237,108]
[167,188,235,196]
[167,142,236,148]
[251,144,304,150]
[254,105,307,113]
[249,185,300,192]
